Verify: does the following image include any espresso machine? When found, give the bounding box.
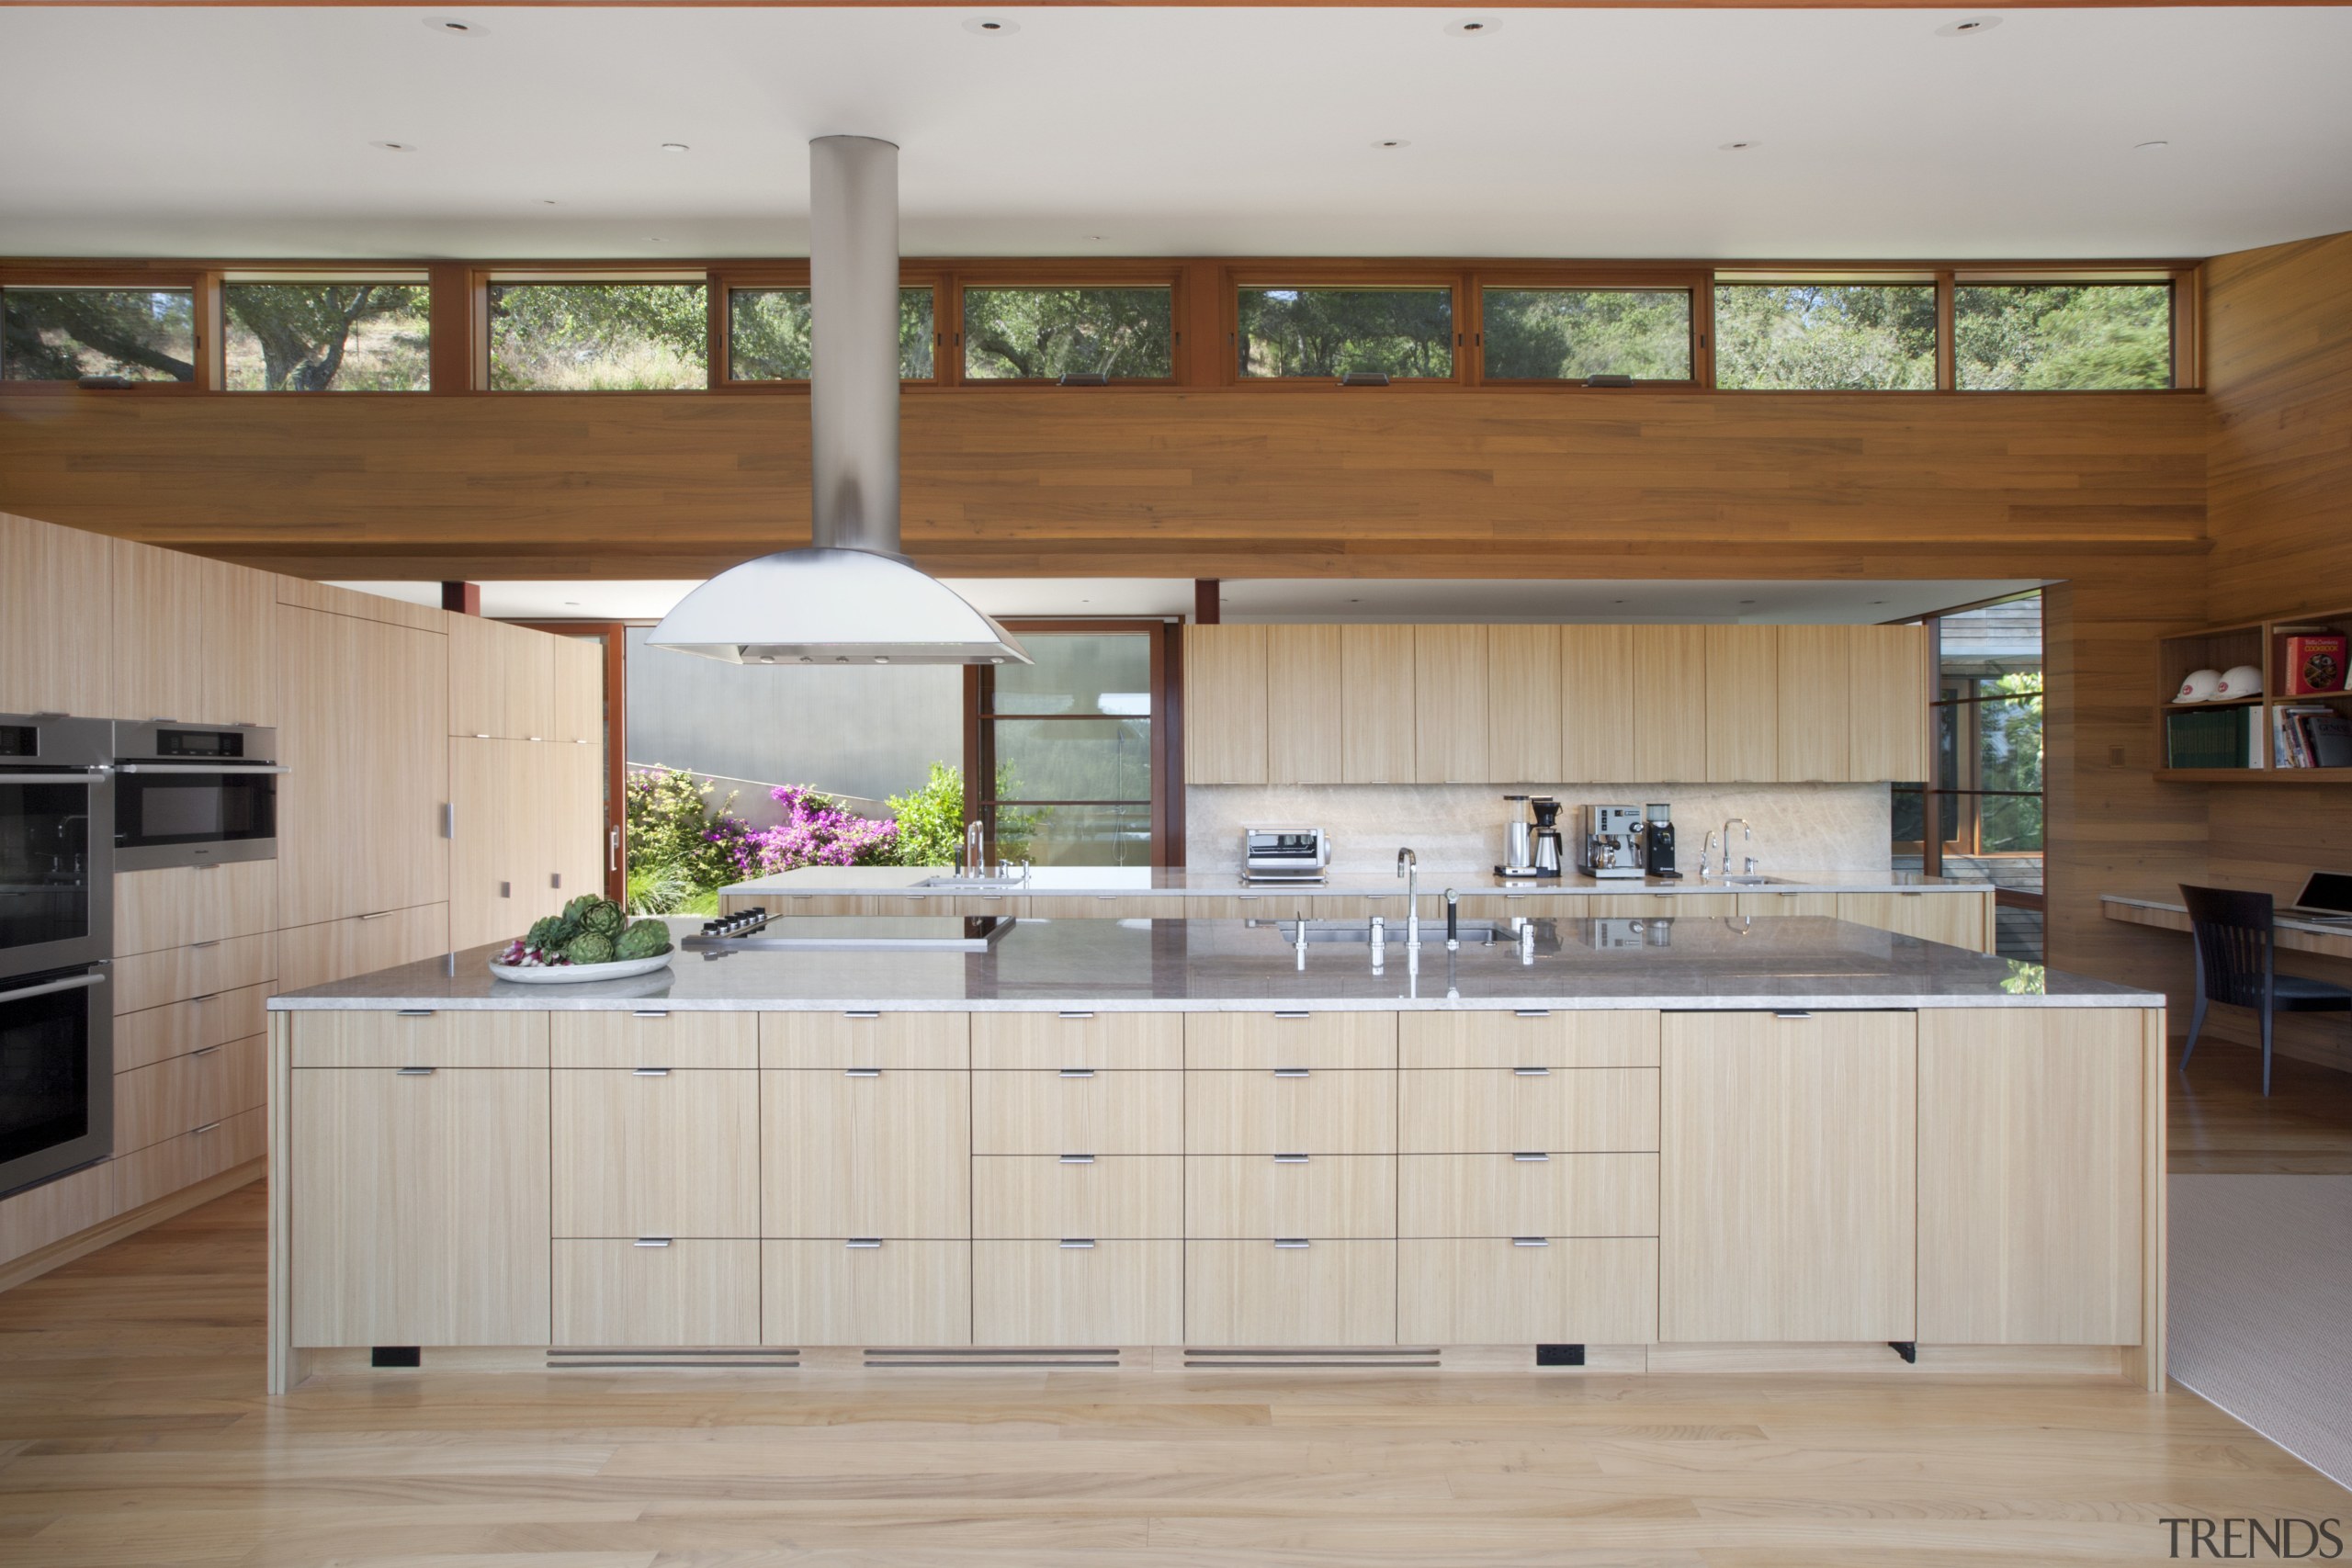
[1643,803,1680,879]
[1577,804,1647,879]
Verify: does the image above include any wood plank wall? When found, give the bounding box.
[2197,229,2352,1068]
[0,379,2216,1007]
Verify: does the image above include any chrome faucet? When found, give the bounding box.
[1699,829,1719,880]
[1722,818,1754,877]
[1396,848,1419,949]
[964,818,987,876]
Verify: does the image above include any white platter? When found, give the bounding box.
[488,953,673,984]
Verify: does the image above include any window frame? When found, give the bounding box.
[480,270,714,395]
[0,268,211,391]
[1226,265,1468,389]
[1947,269,2187,393]
[1710,270,1942,394]
[214,270,435,394]
[712,265,945,391]
[1468,266,1709,389]
[952,264,1187,388]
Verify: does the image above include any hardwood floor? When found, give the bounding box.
[2171,1039,2352,1174]
[2,1182,2347,1564]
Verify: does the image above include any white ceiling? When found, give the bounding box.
[334,576,2041,624]
[5,8,2350,259]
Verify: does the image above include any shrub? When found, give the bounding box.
[887,762,965,867]
[710,785,900,878]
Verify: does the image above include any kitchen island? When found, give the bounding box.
[266,914,2163,1393]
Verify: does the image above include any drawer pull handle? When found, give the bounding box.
[394,1066,435,1077]
[1773,1010,1813,1021]
[1272,1067,1311,1079]
[189,940,222,952]
[189,1121,221,1135]
[843,1010,882,1021]
[633,1066,671,1077]
[359,910,397,921]
[1512,1236,1551,1247]
[1057,1067,1095,1079]
[191,1044,223,1058]
[845,1238,884,1249]
[396,1009,435,1019]
[844,1067,883,1078]
[1512,1152,1550,1162]
[1513,1009,1551,1019]
[187,992,220,1005]
[1272,1010,1311,1021]
[1273,1153,1310,1165]
[1273,1238,1311,1249]
[632,1010,671,1019]
[1057,1010,1095,1020]
[1058,1154,1095,1165]
[1059,1238,1096,1249]
[635,1237,673,1248]
[1513,1066,1551,1077]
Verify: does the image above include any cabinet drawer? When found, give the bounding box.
[113,861,277,957]
[1183,1239,1396,1347]
[552,1069,759,1237]
[1185,1155,1395,1239]
[1184,1070,1395,1155]
[552,1010,757,1070]
[1186,1011,1395,1069]
[114,982,271,1073]
[971,1011,1182,1071]
[276,905,447,994]
[288,1010,548,1068]
[552,1239,760,1348]
[1397,1238,1658,1345]
[1400,1010,1658,1069]
[973,1240,1182,1346]
[761,1010,968,1070]
[761,1070,969,1237]
[115,1032,266,1154]
[973,1156,1180,1239]
[112,1106,266,1213]
[1397,1154,1657,1237]
[972,1070,1181,1155]
[761,1239,970,1347]
[1398,1068,1657,1153]
[0,1161,115,1269]
[111,931,275,1015]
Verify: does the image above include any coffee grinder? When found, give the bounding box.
[1497,795,1537,878]
[1643,803,1680,880]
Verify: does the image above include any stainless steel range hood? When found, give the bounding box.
[649,136,1030,667]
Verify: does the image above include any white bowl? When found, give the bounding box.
[488,953,673,984]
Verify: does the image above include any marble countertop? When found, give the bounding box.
[721,865,1985,898]
[272,914,2155,1013]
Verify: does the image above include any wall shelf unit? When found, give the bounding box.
[2155,606,2352,781]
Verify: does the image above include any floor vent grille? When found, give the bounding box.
[1183,1346,1442,1370]
[863,1347,1123,1370]
[547,1347,799,1371]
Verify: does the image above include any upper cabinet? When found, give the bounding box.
[449,613,557,740]
[1182,620,1930,786]
[549,635,605,748]
[0,513,112,717]
[109,538,277,727]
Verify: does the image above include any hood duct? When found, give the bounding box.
[648,135,1031,667]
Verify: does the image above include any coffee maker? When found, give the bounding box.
[1643,803,1680,880]
[1577,804,1647,879]
[1529,796,1565,878]
[1498,795,1564,878]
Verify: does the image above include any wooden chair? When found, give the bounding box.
[2178,884,2352,1096]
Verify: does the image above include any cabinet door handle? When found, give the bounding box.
[186,992,220,1005]
[361,910,397,921]
[1272,1010,1311,1021]
[1512,1236,1551,1247]
[844,1238,884,1249]
[1273,1153,1310,1165]
[843,1010,882,1020]
[1272,1066,1311,1079]
[634,1237,673,1248]
[1513,1009,1551,1019]
[189,940,222,952]
[632,1010,670,1019]
[1057,1154,1095,1165]
[1057,1010,1094,1020]
[1058,1238,1096,1249]
[1057,1067,1095,1079]
[189,1121,221,1135]
[633,1066,670,1077]
[191,1044,223,1058]
[844,1067,882,1078]
[394,1066,435,1077]
[396,1008,435,1018]
[1512,1066,1551,1077]
[1511,1151,1550,1162]
[1273,1238,1311,1249]
[1773,1010,1813,1021]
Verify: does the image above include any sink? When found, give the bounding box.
[1714,874,1787,886]
[911,875,1030,893]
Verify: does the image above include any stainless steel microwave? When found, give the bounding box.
[110,722,286,872]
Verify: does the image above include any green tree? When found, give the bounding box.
[1238,288,1453,378]
[1976,672,2043,852]
[1,288,194,381]
[1483,288,1691,380]
[964,288,1172,379]
[1954,284,2170,389]
[488,282,709,389]
[1713,284,1938,389]
[224,283,428,391]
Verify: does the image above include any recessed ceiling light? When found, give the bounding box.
[373,141,417,152]
[963,16,1018,35]
[1373,138,1410,151]
[1935,15,2001,37]
[423,16,484,36]
[1719,140,1758,152]
[563,601,581,607]
[645,236,663,243]
[659,142,690,153]
[1870,600,1888,605]
[538,198,558,206]
[1446,17,1499,36]
[2134,140,2170,152]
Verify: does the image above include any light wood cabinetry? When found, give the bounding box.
[114,861,276,956]
[973,1240,1182,1345]
[114,982,270,1074]
[1397,1153,1657,1238]
[1776,626,1850,782]
[288,1066,551,1348]
[762,1010,969,1070]
[1184,1240,1396,1346]
[288,1010,548,1069]
[451,736,605,950]
[1487,625,1564,782]
[112,1105,264,1213]
[1917,1010,2143,1345]
[0,511,112,717]
[1850,625,1932,781]
[115,1032,264,1154]
[1398,1068,1658,1154]
[205,558,279,731]
[1265,623,1341,785]
[1399,1010,1657,1070]
[1399,1237,1657,1345]
[1184,1071,1396,1155]
[762,1070,970,1236]
[973,1156,1182,1239]
[1185,1011,1396,1070]
[545,738,605,903]
[1185,1155,1394,1238]
[548,634,604,745]
[276,906,446,994]
[1704,625,1780,784]
[971,1011,1182,1071]
[109,540,277,726]
[112,931,275,1015]
[1561,626,1640,784]
[1340,625,1416,784]
[553,1239,759,1347]
[1838,891,1991,953]
[552,1011,757,1071]
[552,1069,760,1238]
[1182,625,1268,785]
[1413,625,1490,784]
[1631,626,1708,783]
[973,1070,1182,1156]
[0,1161,116,1270]
[762,1239,970,1347]
[448,613,555,741]
[1659,1011,1917,1344]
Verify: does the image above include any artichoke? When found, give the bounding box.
[564,931,616,965]
[582,899,626,938]
[614,919,673,960]
[562,894,604,928]
[525,915,574,955]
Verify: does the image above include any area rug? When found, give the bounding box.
[2169,1175,2352,1488]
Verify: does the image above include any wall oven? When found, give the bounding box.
[0,963,112,1194]
[111,722,284,872]
[0,714,114,974]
